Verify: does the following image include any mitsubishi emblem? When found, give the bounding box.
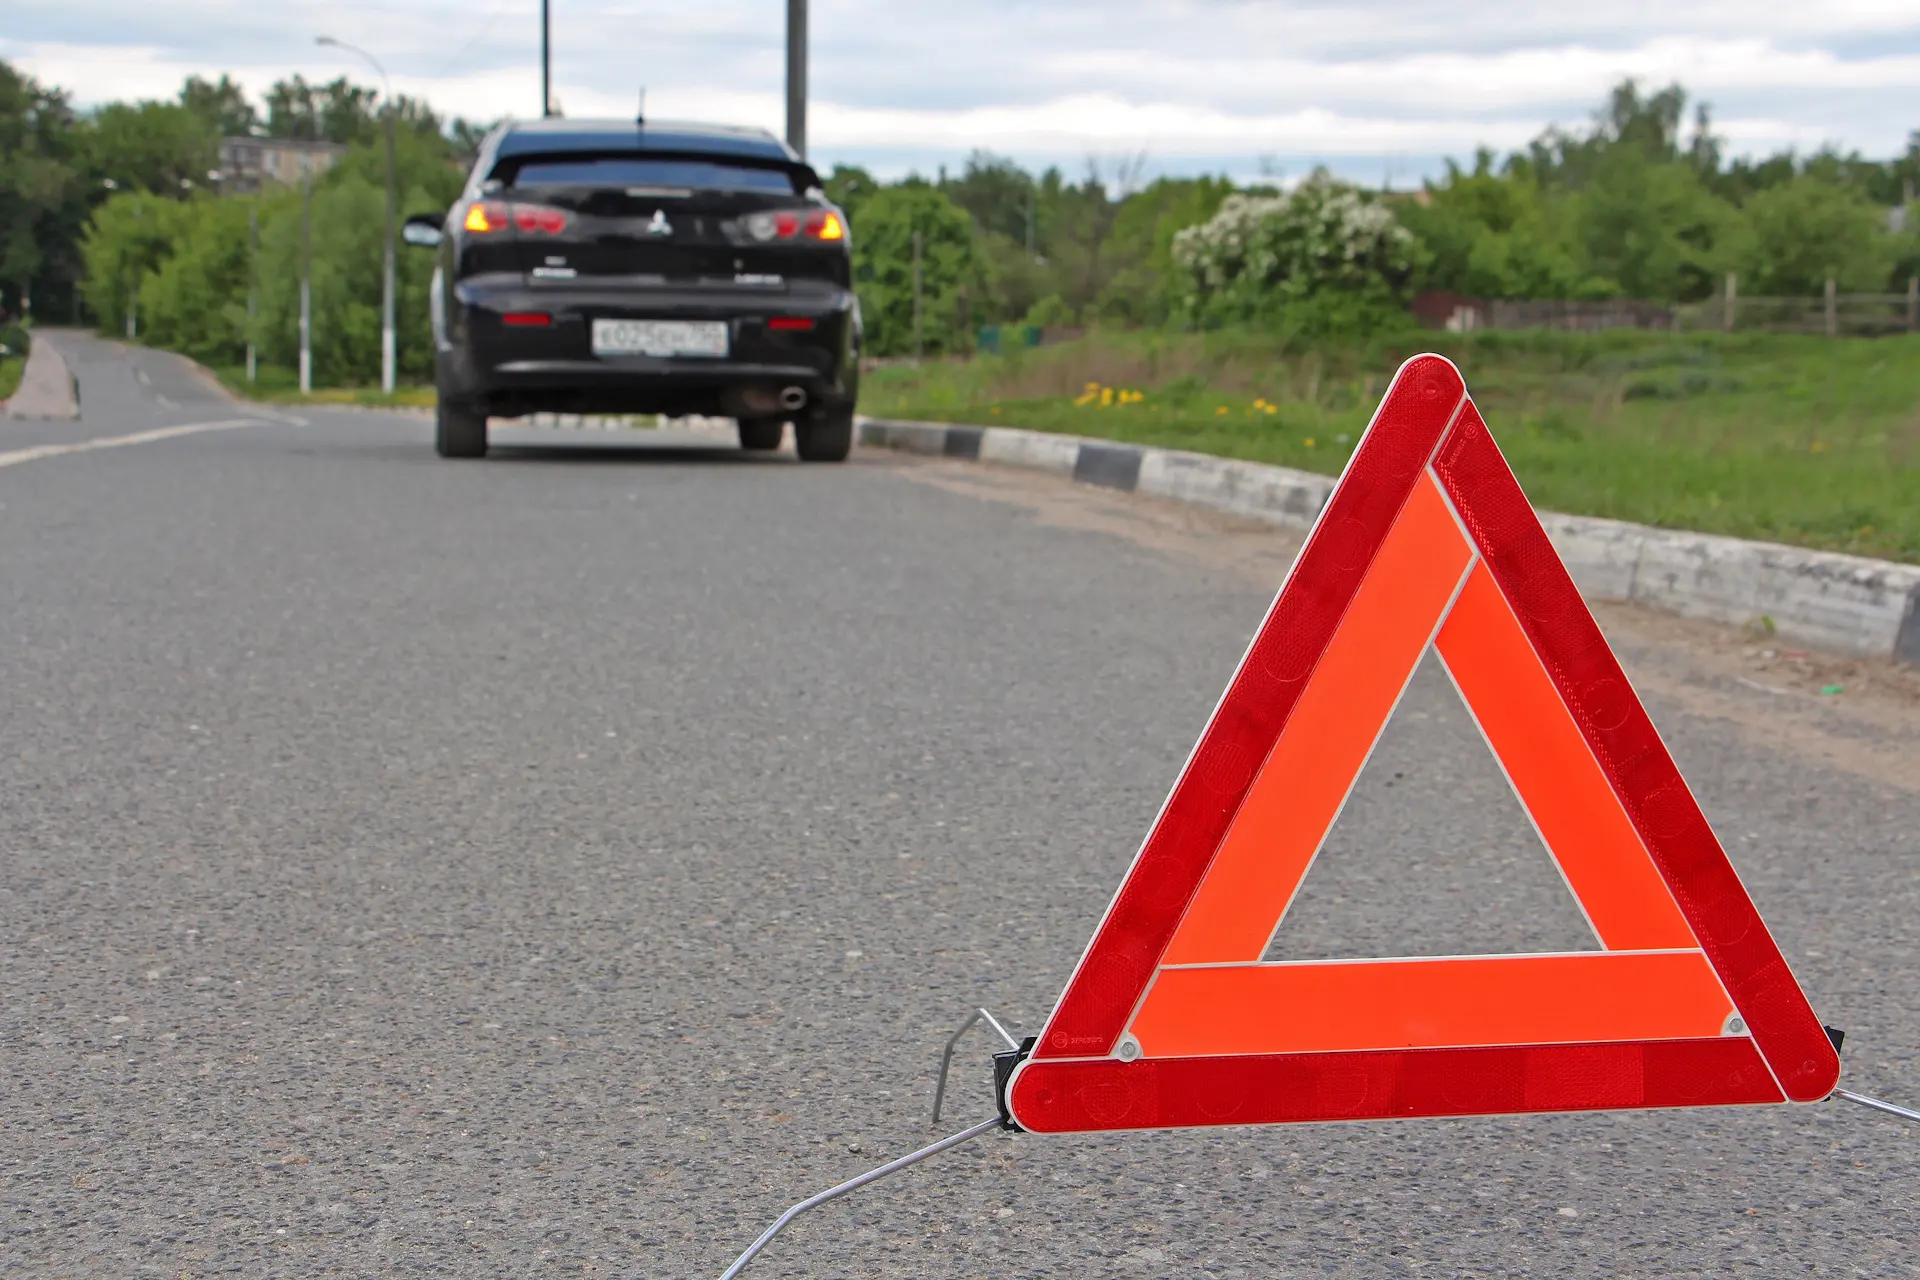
[643,209,673,237]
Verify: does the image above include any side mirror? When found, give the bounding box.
[402,214,445,248]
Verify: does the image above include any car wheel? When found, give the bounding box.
[794,407,853,463]
[435,395,488,458]
[737,417,785,451]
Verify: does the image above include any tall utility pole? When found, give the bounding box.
[786,0,807,158]
[246,206,259,383]
[911,229,923,362]
[541,0,552,117]
[317,37,396,393]
[299,173,313,395]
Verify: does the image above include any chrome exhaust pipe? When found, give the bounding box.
[778,386,808,411]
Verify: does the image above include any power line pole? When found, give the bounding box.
[299,173,313,395]
[786,0,807,158]
[911,228,923,363]
[541,0,552,117]
[247,205,258,383]
[380,103,396,392]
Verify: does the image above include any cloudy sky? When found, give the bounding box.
[6,1,1920,185]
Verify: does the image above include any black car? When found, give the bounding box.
[403,118,860,461]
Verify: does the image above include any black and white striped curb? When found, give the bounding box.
[859,417,1920,666]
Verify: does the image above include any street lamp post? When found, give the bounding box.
[317,36,397,395]
[786,0,807,158]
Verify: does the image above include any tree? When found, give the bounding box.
[447,117,497,167]
[848,185,978,356]
[1044,156,1147,320]
[942,151,1035,245]
[823,163,880,226]
[1741,177,1897,294]
[1399,156,1596,298]
[78,191,194,332]
[82,100,218,196]
[1094,175,1234,324]
[265,75,380,145]
[179,75,257,138]
[136,193,259,362]
[1573,146,1744,301]
[0,61,82,318]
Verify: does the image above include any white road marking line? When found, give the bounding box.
[0,418,275,471]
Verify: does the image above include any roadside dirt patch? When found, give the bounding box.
[876,450,1920,795]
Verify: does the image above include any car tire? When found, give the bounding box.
[794,407,854,463]
[737,417,785,451]
[435,396,488,458]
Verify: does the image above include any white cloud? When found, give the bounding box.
[5,0,1918,180]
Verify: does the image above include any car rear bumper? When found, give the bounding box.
[442,277,861,419]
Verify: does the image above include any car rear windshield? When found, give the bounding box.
[503,156,801,193]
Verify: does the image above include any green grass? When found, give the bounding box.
[864,328,1920,563]
[209,362,437,408]
[0,325,27,402]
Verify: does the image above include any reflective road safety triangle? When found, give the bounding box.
[1006,354,1841,1133]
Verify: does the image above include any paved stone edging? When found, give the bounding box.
[1,335,79,420]
[859,417,1920,665]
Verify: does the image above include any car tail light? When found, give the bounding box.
[501,312,553,327]
[743,208,847,243]
[464,201,509,233]
[513,204,568,235]
[768,316,815,331]
[462,201,569,235]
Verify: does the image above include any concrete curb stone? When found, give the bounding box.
[858,417,1920,665]
[2,334,80,420]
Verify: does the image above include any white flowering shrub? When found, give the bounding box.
[1171,173,1415,330]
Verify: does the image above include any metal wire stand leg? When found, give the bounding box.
[717,1116,1003,1279]
[1833,1089,1920,1123]
[932,1007,1019,1125]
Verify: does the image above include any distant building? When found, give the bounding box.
[216,137,348,195]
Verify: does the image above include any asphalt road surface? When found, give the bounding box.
[4,331,1916,1278]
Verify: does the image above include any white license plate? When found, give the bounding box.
[592,319,729,358]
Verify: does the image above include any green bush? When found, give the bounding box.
[849,184,980,357]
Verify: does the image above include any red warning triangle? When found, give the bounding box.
[1007,355,1839,1133]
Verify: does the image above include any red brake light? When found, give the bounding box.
[774,212,801,238]
[768,316,815,331]
[513,204,568,235]
[501,312,552,327]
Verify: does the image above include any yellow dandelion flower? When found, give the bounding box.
[1810,441,1829,453]
[1215,405,1228,415]
[1100,386,1114,407]
[1304,437,1317,448]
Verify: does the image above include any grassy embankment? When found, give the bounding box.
[864,329,1920,564]
[209,363,436,408]
[0,325,29,402]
